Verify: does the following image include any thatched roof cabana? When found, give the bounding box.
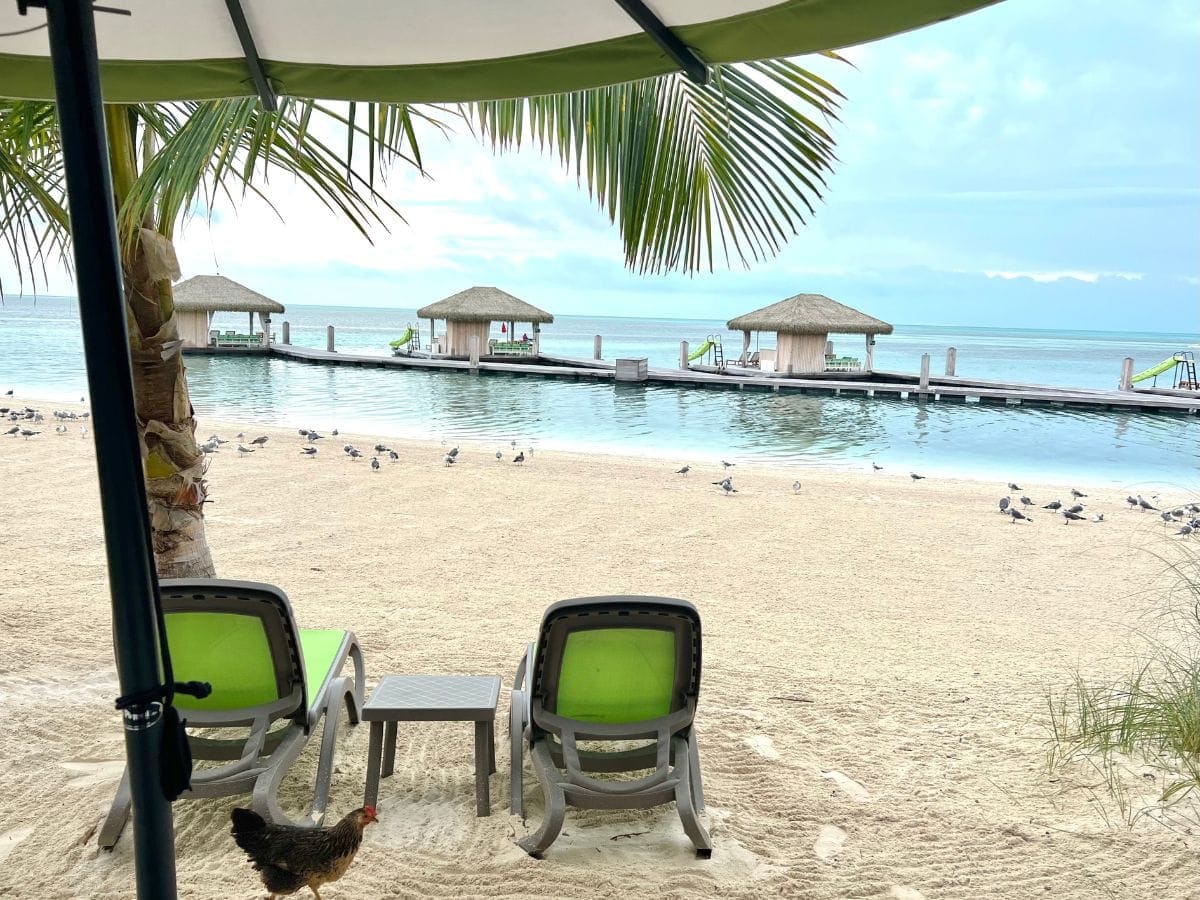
[417,286,553,358]
[173,275,284,349]
[727,293,892,374]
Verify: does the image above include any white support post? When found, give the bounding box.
[1120,357,1134,391]
[680,340,690,370]
[594,335,602,360]
[281,320,290,345]
[326,325,335,353]
[919,353,931,392]
[865,334,875,371]
[469,335,480,371]
[945,347,957,376]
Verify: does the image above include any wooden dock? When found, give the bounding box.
[199,343,1200,415]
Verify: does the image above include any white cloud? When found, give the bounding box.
[983,270,1144,284]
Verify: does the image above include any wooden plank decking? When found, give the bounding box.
[195,343,1200,414]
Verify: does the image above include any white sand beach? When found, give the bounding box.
[0,407,1197,898]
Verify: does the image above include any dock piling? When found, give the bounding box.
[680,340,690,370]
[593,335,602,360]
[469,335,480,371]
[1120,357,1134,391]
[326,325,335,353]
[945,347,957,376]
[281,321,290,345]
[919,353,931,394]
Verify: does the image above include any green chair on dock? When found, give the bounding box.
[98,579,365,849]
[509,595,711,857]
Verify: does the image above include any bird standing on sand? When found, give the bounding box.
[371,457,380,472]
[444,453,456,466]
[348,448,363,460]
[1071,489,1087,499]
[448,447,460,459]
[1008,483,1021,492]
[496,450,503,461]
[251,435,269,447]
[513,451,525,464]
[1093,513,1105,523]
[721,460,736,471]
[1126,496,1138,509]
[237,444,254,456]
[374,444,390,454]
[1138,495,1157,512]
[237,431,245,439]
[1009,508,1031,523]
[910,473,925,481]
[1043,500,1062,511]
[676,465,690,476]
[1178,525,1194,537]
[307,431,323,442]
[1160,511,1174,524]
[20,429,39,439]
[872,462,882,471]
[1067,503,1084,515]
[999,497,1011,514]
[200,439,219,454]
[4,426,18,436]
[300,447,317,457]
[389,450,399,463]
[332,429,339,436]
[1020,496,1033,507]
[1062,510,1086,524]
[712,477,737,495]
[793,481,802,494]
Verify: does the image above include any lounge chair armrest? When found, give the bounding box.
[558,725,672,795]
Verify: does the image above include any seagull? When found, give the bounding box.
[527,447,535,459]
[1020,496,1034,507]
[236,444,254,455]
[20,429,40,439]
[1171,508,1186,520]
[209,435,229,445]
[1126,496,1138,509]
[306,431,323,441]
[792,480,802,494]
[1093,513,1105,523]
[495,450,503,461]
[3,389,11,396]
[343,444,355,454]
[1188,505,1200,515]
[300,446,318,457]
[80,426,87,438]
[712,477,737,495]
[444,453,456,466]
[1009,508,1031,523]
[331,428,339,436]
[676,465,690,475]
[1008,483,1022,492]
[1160,511,1174,524]
[1067,503,1085,515]
[448,447,459,458]
[348,448,363,460]
[200,439,220,454]
[236,431,245,439]
[1178,525,1195,537]
[250,435,269,447]
[1062,510,1086,524]
[297,428,309,437]
[1043,500,1062,511]
[513,451,525,464]
[910,473,925,481]
[872,462,882,471]
[374,444,390,453]
[511,440,517,449]
[999,497,1011,513]
[1070,489,1087,499]
[1137,495,1157,512]
[4,426,18,436]
[721,460,736,470]
[371,457,380,472]
[389,450,399,463]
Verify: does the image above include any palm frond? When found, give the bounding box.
[467,59,843,275]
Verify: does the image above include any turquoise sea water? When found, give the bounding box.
[1,296,1196,487]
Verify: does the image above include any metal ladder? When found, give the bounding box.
[1178,351,1198,390]
[711,334,724,370]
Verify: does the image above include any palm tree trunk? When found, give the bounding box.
[105,104,214,578]
[122,240,215,578]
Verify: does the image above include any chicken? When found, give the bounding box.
[230,805,377,899]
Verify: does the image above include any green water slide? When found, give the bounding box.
[1131,356,1179,384]
[389,326,416,349]
[687,339,714,362]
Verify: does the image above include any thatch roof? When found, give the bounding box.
[172,275,285,314]
[417,286,553,323]
[727,293,892,335]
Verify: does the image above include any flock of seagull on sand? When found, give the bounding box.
[992,481,1199,535]
[3,395,90,440]
[198,427,537,473]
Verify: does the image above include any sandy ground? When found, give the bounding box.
[0,403,1198,899]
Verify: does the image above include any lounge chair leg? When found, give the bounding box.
[98,768,132,850]
[672,736,712,857]
[509,688,525,816]
[688,729,706,814]
[517,742,566,856]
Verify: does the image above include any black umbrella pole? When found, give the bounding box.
[43,1,177,897]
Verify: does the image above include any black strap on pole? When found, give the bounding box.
[611,0,709,84]
[35,0,179,895]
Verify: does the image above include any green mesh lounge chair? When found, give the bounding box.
[98,579,365,849]
[510,596,711,857]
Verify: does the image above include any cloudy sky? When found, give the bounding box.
[15,0,1200,333]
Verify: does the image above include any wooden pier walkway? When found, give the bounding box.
[224,343,1200,415]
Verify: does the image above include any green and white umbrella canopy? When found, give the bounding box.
[1,0,998,102]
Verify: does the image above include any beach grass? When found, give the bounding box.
[1049,544,1200,826]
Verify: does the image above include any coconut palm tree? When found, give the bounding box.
[0,60,840,577]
